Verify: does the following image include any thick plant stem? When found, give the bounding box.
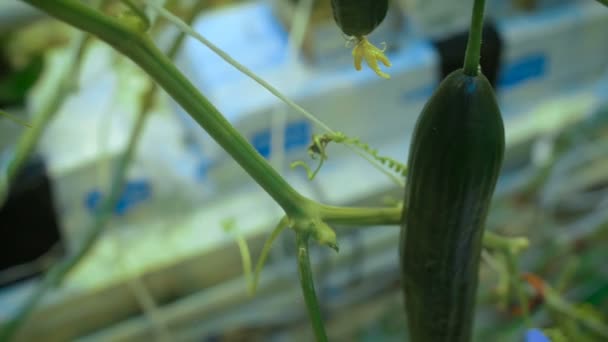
[296,232,328,342]
[463,0,487,76]
[21,0,310,217]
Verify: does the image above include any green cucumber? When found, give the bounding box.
[399,69,505,342]
[330,0,388,37]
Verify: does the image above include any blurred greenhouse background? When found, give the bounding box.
[1,0,608,341]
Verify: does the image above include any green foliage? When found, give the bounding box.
[0,55,44,106]
[544,328,568,342]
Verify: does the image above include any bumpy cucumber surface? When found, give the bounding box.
[330,0,388,37]
[400,69,505,342]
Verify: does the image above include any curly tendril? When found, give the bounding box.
[291,132,407,181]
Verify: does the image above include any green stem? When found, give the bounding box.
[251,217,289,295]
[482,233,529,253]
[296,232,328,342]
[463,0,486,76]
[0,33,92,206]
[505,250,530,327]
[21,0,309,217]
[0,109,31,127]
[164,1,206,59]
[320,204,402,226]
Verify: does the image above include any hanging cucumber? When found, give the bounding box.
[330,0,392,79]
[400,69,505,341]
[399,1,505,341]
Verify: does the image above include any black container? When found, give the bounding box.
[0,156,64,287]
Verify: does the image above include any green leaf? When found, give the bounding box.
[543,328,568,342]
[0,55,44,106]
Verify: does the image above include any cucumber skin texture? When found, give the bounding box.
[331,0,388,37]
[400,70,505,342]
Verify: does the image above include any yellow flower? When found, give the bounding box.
[352,37,392,79]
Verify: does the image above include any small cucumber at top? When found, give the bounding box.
[330,0,389,37]
[330,0,392,79]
